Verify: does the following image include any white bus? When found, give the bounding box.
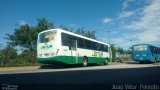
[37,28,112,66]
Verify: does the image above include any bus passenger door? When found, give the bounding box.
[69,39,78,63]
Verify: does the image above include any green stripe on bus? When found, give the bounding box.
[37,56,109,64]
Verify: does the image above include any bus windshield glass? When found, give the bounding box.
[134,45,147,51]
[38,31,56,43]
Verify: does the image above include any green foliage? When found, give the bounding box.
[37,17,55,31]
[0,43,4,49]
[117,47,125,54]
[126,49,132,54]
[59,26,96,39]
[5,18,55,50]
[111,45,132,62]
[0,47,38,66]
[0,46,17,66]
[3,17,54,66]
[5,24,31,48]
[75,27,96,39]
[110,44,116,62]
[59,25,71,31]
[11,50,37,66]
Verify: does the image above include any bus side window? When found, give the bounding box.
[85,40,92,50]
[62,33,71,47]
[68,38,73,50]
[69,36,77,49]
[93,42,97,50]
[97,44,101,51]
[78,38,85,49]
[99,44,103,51]
[103,45,108,52]
[95,43,98,50]
[62,33,66,46]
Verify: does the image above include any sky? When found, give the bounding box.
[0,0,160,49]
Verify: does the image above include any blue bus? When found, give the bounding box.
[132,44,160,63]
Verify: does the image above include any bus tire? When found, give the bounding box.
[82,57,88,67]
[139,61,144,64]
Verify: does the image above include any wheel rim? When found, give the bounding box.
[83,60,87,66]
[106,60,108,63]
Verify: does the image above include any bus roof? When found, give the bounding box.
[39,28,110,46]
[132,44,160,48]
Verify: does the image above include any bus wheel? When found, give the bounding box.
[139,61,144,64]
[82,57,88,67]
[104,59,108,65]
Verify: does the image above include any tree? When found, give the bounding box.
[110,44,116,62]
[126,49,132,54]
[59,25,71,31]
[0,43,4,66]
[5,17,54,64]
[75,27,85,36]
[75,27,96,39]
[5,24,31,49]
[37,17,55,31]
[85,30,96,39]
[5,17,54,49]
[0,46,17,66]
[117,47,125,54]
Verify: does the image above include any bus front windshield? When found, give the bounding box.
[38,31,56,43]
[134,45,147,51]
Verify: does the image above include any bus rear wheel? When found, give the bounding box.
[104,59,108,65]
[104,57,109,65]
[82,57,88,67]
[139,61,144,64]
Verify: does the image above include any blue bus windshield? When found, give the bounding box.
[133,45,147,51]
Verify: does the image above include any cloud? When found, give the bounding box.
[124,0,160,30]
[68,24,76,27]
[112,38,132,48]
[111,38,126,44]
[102,18,112,24]
[17,20,27,25]
[122,29,159,44]
[99,0,160,49]
[119,11,134,19]
[122,0,135,9]
[112,31,118,34]
[120,0,160,46]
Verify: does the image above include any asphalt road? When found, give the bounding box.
[0,62,160,90]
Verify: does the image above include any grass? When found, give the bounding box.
[0,63,41,67]
[153,62,160,65]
